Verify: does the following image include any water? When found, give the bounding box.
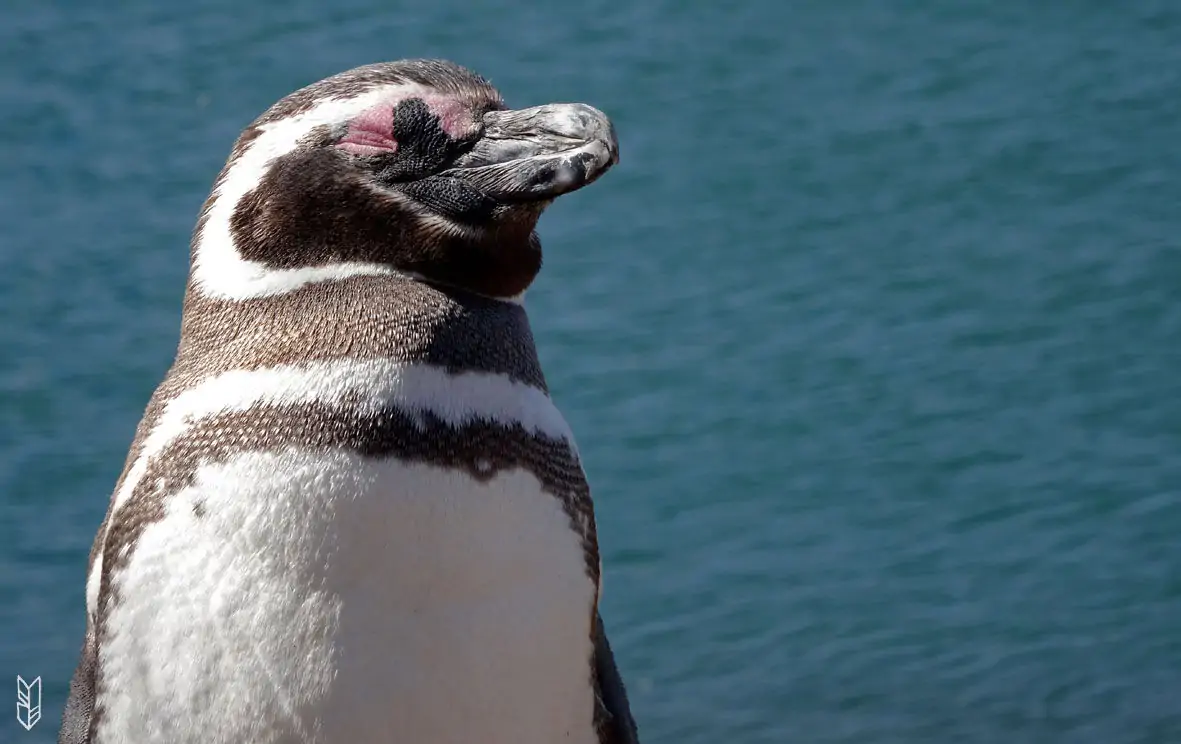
[3,2,1180,741]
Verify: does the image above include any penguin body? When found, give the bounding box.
[60,60,635,744]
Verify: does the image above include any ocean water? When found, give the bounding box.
[3,1,1180,742]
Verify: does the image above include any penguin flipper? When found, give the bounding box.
[593,611,640,744]
[58,627,98,744]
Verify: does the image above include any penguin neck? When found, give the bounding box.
[173,274,548,391]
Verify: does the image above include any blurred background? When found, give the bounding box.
[3,1,1180,742]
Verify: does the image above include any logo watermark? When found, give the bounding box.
[16,676,41,731]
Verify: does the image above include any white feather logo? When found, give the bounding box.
[16,675,41,731]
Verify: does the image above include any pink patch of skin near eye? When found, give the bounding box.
[337,105,397,156]
[336,96,479,157]
[420,95,479,139]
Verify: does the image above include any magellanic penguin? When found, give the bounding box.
[59,59,638,744]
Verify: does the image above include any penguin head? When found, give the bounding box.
[191,60,618,300]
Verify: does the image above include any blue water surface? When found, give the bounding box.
[3,2,1180,742]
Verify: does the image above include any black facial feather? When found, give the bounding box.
[397,177,499,225]
[374,98,474,182]
[230,145,543,297]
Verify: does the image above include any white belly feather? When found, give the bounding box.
[93,361,598,744]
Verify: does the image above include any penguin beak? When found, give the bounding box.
[439,103,619,202]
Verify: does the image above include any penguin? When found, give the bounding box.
[59,59,637,744]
